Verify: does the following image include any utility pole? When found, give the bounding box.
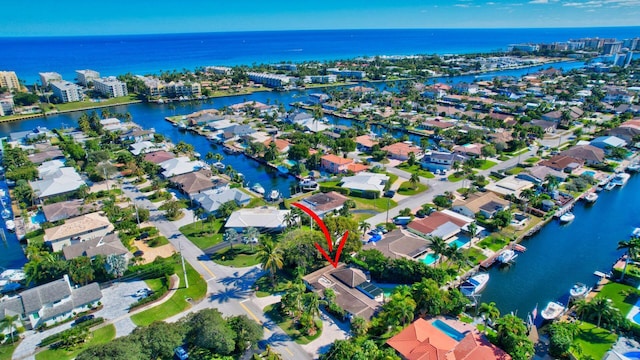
[386,197,390,224]
[134,203,140,225]
[179,241,189,288]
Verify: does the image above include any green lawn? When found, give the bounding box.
[525,157,540,164]
[210,245,260,267]
[447,173,465,182]
[595,281,638,316]
[396,163,436,178]
[130,257,207,326]
[144,277,166,293]
[477,236,509,252]
[247,197,268,208]
[0,341,19,360]
[53,95,140,112]
[349,196,398,212]
[474,160,497,170]
[254,274,293,298]
[35,324,115,360]
[147,236,169,247]
[505,167,525,175]
[264,304,322,345]
[397,181,428,196]
[462,247,488,264]
[179,219,224,249]
[571,322,618,360]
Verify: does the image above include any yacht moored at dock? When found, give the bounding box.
[541,301,566,320]
[497,249,518,264]
[604,182,616,191]
[559,212,575,223]
[251,183,265,195]
[5,219,15,232]
[569,282,591,299]
[460,273,490,297]
[611,173,631,187]
[584,192,598,204]
[299,178,319,191]
[268,189,280,202]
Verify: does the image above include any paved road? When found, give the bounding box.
[365,148,536,226]
[121,183,312,360]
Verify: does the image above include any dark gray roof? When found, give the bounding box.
[62,233,129,260]
[0,297,25,320]
[41,300,74,320]
[72,283,102,307]
[20,277,71,314]
[331,267,367,288]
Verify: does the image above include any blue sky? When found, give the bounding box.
[2,0,639,36]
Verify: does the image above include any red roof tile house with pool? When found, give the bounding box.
[386,318,511,360]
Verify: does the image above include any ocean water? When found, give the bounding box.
[1,27,639,84]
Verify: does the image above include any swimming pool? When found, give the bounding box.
[449,237,470,249]
[625,352,640,359]
[582,170,596,177]
[627,298,640,326]
[30,211,46,225]
[432,319,465,342]
[283,159,297,167]
[421,253,439,265]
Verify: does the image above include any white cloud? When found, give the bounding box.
[529,0,549,3]
[454,3,470,7]
[486,1,496,4]
[562,0,640,7]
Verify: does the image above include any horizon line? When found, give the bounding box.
[2,25,639,39]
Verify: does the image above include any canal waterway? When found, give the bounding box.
[480,174,640,317]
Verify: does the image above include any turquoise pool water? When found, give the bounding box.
[283,159,297,167]
[632,298,640,326]
[432,319,465,342]
[30,211,46,225]
[449,237,470,249]
[421,253,439,265]
[583,171,596,177]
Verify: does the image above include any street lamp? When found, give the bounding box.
[179,241,189,289]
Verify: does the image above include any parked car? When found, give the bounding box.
[383,190,396,198]
[73,314,94,326]
[137,232,149,240]
[134,250,144,257]
[174,346,189,360]
[135,288,152,298]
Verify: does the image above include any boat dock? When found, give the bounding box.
[479,244,526,269]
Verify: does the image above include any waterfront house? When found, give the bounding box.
[300,191,348,218]
[42,199,100,222]
[590,136,628,152]
[62,233,130,261]
[421,151,468,173]
[29,161,85,201]
[362,229,431,260]
[99,117,123,132]
[224,207,290,232]
[382,142,423,161]
[340,172,389,197]
[129,140,158,155]
[517,165,568,184]
[421,119,456,131]
[44,212,114,252]
[386,318,512,360]
[193,188,251,214]
[452,192,510,219]
[159,156,204,178]
[169,169,216,197]
[421,87,447,99]
[303,264,382,321]
[9,127,53,144]
[559,145,605,165]
[539,155,584,173]
[321,154,353,174]
[355,135,378,152]
[453,82,479,94]
[0,275,102,330]
[27,147,64,165]
[453,143,484,157]
[407,210,473,241]
[484,176,535,198]
[262,138,291,154]
[143,150,175,164]
[119,128,154,143]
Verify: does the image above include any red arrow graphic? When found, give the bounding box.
[292,202,348,268]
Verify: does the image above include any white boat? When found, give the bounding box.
[252,183,265,195]
[632,228,640,238]
[299,178,319,191]
[178,122,187,130]
[5,220,15,232]
[0,269,25,282]
[611,173,631,187]
[569,282,591,299]
[268,189,280,202]
[497,249,518,264]
[1,209,10,220]
[0,189,5,198]
[460,273,490,296]
[541,301,565,320]
[559,212,575,223]
[213,162,226,170]
[584,192,598,203]
[605,182,616,191]
[627,163,640,172]
[193,152,201,158]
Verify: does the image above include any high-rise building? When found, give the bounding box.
[39,72,63,88]
[75,69,100,86]
[0,71,20,91]
[93,76,128,98]
[602,41,623,56]
[50,80,83,103]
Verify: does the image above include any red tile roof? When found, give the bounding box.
[407,212,467,236]
[321,154,353,165]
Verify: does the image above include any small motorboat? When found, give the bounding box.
[460,273,490,297]
[611,173,631,187]
[1,209,10,220]
[5,220,15,232]
[632,227,640,238]
[559,212,575,223]
[252,183,265,195]
[541,301,565,320]
[299,178,319,191]
[193,152,201,158]
[268,189,280,202]
[213,162,226,170]
[497,249,518,264]
[569,282,591,299]
[605,182,616,191]
[584,192,598,203]
[1,269,26,282]
[627,163,640,172]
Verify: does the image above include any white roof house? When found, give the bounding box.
[590,135,627,150]
[159,156,204,178]
[30,163,85,200]
[340,172,390,194]
[129,141,157,155]
[484,176,535,198]
[193,188,251,213]
[36,159,66,178]
[225,206,290,231]
[99,117,123,132]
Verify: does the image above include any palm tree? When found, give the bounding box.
[194,207,205,229]
[446,245,469,270]
[467,221,478,248]
[544,174,560,191]
[617,237,640,281]
[479,302,500,333]
[358,221,371,240]
[409,172,420,190]
[244,227,260,250]
[283,212,297,229]
[257,240,284,285]
[519,188,535,213]
[205,151,215,164]
[224,228,239,250]
[586,297,616,328]
[0,313,20,343]
[429,236,448,265]
[214,153,223,163]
